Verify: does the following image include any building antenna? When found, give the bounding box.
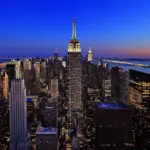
[72,18,76,39]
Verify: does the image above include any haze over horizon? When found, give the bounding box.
[0,0,150,58]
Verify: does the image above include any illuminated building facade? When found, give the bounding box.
[88,46,92,62]
[9,79,29,150]
[129,69,150,105]
[34,62,40,78]
[68,19,82,126]
[0,72,9,100]
[51,78,59,98]
[23,59,31,70]
[129,69,150,149]
[102,76,111,98]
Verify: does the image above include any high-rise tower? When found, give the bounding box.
[88,46,92,62]
[6,60,22,88]
[68,19,82,126]
[9,79,29,150]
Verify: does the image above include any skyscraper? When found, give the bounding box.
[87,46,92,62]
[111,66,124,101]
[9,79,29,150]
[6,62,16,88]
[51,78,59,98]
[6,60,22,88]
[129,69,150,149]
[54,48,58,61]
[68,19,82,126]
[96,102,133,150]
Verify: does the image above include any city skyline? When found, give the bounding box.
[0,0,150,58]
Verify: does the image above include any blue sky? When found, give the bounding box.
[0,0,150,57]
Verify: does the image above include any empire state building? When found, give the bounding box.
[68,19,82,126]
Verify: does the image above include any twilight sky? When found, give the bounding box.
[0,0,150,58]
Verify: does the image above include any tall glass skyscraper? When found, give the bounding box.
[9,79,28,150]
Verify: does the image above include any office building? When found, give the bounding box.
[9,79,29,150]
[98,62,109,91]
[23,59,31,70]
[0,72,9,100]
[59,69,63,80]
[23,59,32,90]
[102,76,111,98]
[15,60,22,79]
[0,99,9,149]
[6,60,22,88]
[111,66,124,101]
[51,78,59,98]
[41,102,58,128]
[129,69,150,105]
[36,125,57,150]
[34,62,40,78]
[62,61,66,68]
[96,102,132,150]
[40,59,46,81]
[27,95,38,109]
[120,71,129,106]
[129,69,150,149]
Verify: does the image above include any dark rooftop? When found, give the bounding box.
[97,102,127,109]
[129,69,150,82]
[27,98,33,102]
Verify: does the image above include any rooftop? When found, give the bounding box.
[36,125,57,135]
[27,98,33,102]
[97,102,127,109]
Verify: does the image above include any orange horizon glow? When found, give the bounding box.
[95,48,150,58]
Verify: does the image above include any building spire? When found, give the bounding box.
[89,45,91,51]
[72,18,76,39]
[55,48,58,53]
[88,45,92,53]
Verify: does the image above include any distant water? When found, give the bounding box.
[106,62,150,74]
[93,59,150,73]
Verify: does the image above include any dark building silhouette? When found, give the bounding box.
[96,102,132,150]
[36,126,57,150]
[41,102,57,128]
[6,64,15,88]
[111,66,124,101]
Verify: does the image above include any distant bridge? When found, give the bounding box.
[103,59,150,68]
